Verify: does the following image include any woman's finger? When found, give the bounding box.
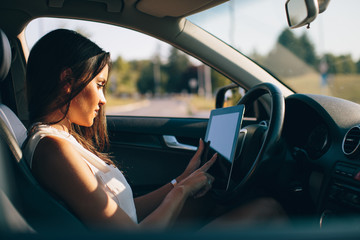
[187,139,204,168]
[179,139,205,181]
[199,153,217,172]
[192,138,205,161]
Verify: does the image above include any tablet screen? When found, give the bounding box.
[205,105,245,191]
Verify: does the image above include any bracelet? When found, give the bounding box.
[170,178,177,187]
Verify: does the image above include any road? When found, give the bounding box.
[106,98,210,118]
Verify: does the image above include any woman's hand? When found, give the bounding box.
[177,139,208,182]
[177,152,217,199]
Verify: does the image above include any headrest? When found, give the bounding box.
[0,29,11,82]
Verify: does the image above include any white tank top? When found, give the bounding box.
[23,124,138,223]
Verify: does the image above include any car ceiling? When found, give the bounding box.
[0,0,227,36]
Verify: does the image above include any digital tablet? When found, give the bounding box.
[204,104,245,191]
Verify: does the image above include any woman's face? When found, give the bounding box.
[67,65,108,127]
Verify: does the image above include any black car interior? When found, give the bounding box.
[2,1,360,237]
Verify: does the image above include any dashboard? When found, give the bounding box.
[282,94,360,221]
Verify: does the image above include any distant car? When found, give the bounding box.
[1,0,360,239]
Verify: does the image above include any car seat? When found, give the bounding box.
[0,28,85,233]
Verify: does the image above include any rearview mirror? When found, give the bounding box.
[285,0,318,29]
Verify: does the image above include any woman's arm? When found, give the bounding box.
[134,181,174,222]
[32,136,216,230]
[134,139,207,222]
[138,156,217,228]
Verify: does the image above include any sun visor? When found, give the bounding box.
[136,0,228,18]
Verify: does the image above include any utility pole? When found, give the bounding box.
[153,43,161,97]
[229,0,235,46]
[197,65,204,96]
[204,65,212,99]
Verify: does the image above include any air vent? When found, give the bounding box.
[343,126,360,158]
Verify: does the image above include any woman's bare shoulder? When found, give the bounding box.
[31,135,97,193]
[33,135,79,167]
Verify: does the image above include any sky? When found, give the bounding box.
[188,0,360,60]
[25,0,360,62]
[26,17,171,61]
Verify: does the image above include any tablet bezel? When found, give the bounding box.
[204,104,245,191]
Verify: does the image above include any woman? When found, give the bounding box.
[23,29,285,230]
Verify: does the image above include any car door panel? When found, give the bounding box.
[107,116,208,196]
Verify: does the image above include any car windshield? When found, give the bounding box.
[188,0,360,103]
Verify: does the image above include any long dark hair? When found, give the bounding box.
[26,29,113,164]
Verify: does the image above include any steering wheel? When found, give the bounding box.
[212,82,285,199]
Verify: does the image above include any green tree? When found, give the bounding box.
[260,28,320,78]
[110,56,138,96]
[338,55,356,74]
[278,29,303,57]
[182,66,198,93]
[278,28,318,65]
[165,47,191,93]
[299,33,317,65]
[136,60,155,95]
[356,59,360,73]
[324,54,357,74]
[277,28,318,66]
[211,69,232,92]
[323,53,337,74]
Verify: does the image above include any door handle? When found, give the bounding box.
[163,135,197,151]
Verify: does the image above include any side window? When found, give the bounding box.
[26,18,234,118]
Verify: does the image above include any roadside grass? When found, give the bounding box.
[329,74,360,103]
[283,73,327,95]
[173,94,214,116]
[105,95,139,107]
[106,94,214,117]
[107,94,215,110]
[283,73,360,104]
[188,95,215,110]
[106,95,215,110]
